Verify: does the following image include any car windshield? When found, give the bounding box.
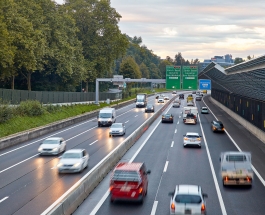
[147,104,153,108]
[175,194,202,204]
[62,153,81,159]
[202,108,207,110]
[226,155,246,162]
[99,113,112,118]
[112,170,140,181]
[111,124,122,128]
[164,114,171,117]
[43,139,59,144]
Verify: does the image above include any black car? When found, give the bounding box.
[211,120,224,132]
[161,113,174,123]
[145,104,155,113]
[155,95,159,99]
[179,94,184,99]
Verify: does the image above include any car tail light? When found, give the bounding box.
[184,137,189,140]
[110,185,114,191]
[224,176,228,181]
[213,127,216,130]
[171,203,175,211]
[201,203,206,212]
[197,138,201,141]
[138,187,143,194]
[222,128,225,130]
[246,177,252,182]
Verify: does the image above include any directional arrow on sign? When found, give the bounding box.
[188,86,191,89]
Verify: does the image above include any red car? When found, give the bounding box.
[110,162,151,203]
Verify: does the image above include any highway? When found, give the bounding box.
[0,93,174,215]
[74,93,265,215]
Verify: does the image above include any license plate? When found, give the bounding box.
[185,209,191,214]
[120,186,131,192]
[190,139,195,142]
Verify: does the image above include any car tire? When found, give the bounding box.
[109,134,112,137]
[98,124,101,127]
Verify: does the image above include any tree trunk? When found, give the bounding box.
[85,81,88,92]
[11,75,15,90]
[27,72,31,91]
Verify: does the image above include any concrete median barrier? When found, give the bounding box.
[41,96,175,215]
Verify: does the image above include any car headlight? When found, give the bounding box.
[57,162,63,167]
[73,162,81,167]
[52,147,59,151]
[119,129,123,132]
[38,147,43,151]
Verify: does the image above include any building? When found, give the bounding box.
[199,54,234,73]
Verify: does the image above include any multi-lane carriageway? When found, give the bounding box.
[0,93,265,215]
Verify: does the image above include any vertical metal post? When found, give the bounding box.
[95,79,99,105]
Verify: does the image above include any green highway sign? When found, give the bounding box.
[182,66,198,90]
[166,66,181,90]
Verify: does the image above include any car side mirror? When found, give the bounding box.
[59,156,62,159]
[203,193,208,198]
[200,135,202,137]
[168,192,174,196]
[183,134,185,136]
[219,157,221,162]
[146,170,151,174]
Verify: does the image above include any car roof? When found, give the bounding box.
[186,132,199,136]
[202,107,208,109]
[64,149,83,153]
[213,120,223,124]
[114,162,143,171]
[111,123,123,126]
[45,137,62,140]
[175,185,201,195]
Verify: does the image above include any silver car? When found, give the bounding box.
[109,123,126,137]
[158,97,164,103]
[201,107,209,114]
[38,137,66,155]
[183,132,202,148]
[169,184,208,215]
[57,149,89,173]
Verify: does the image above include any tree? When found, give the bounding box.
[234,57,244,64]
[140,63,149,79]
[119,56,141,79]
[158,59,173,79]
[174,52,185,66]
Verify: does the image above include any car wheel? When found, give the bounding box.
[109,134,112,137]
[98,124,101,127]
[85,161,88,169]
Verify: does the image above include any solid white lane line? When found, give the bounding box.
[90,103,173,215]
[174,129,177,133]
[0,196,8,203]
[225,131,265,186]
[203,98,265,187]
[135,115,138,117]
[198,114,227,215]
[51,166,57,170]
[171,141,174,147]
[125,120,129,123]
[0,154,39,174]
[150,201,158,215]
[177,121,179,124]
[163,161,169,172]
[89,140,98,146]
[179,115,181,118]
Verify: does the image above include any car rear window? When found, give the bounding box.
[112,170,140,181]
[226,155,246,162]
[186,135,199,138]
[175,194,202,204]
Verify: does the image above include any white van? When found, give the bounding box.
[98,108,116,127]
[182,107,198,121]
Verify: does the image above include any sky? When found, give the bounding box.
[55,0,265,61]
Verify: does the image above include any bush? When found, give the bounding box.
[15,100,44,116]
[45,104,61,113]
[0,104,13,123]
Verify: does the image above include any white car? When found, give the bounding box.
[57,149,89,173]
[169,184,208,215]
[183,132,202,148]
[38,137,66,155]
[187,101,194,106]
[157,97,164,103]
[109,123,126,137]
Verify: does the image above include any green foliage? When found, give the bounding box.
[45,104,61,113]
[0,102,13,123]
[15,100,44,117]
